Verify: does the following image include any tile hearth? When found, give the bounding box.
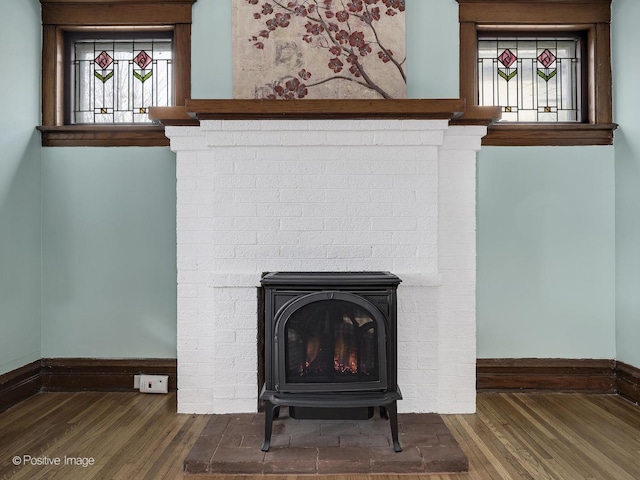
[184,408,468,475]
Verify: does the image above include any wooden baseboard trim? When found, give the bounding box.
[41,358,177,393]
[477,358,617,393]
[3,357,637,411]
[0,358,177,411]
[0,361,43,413]
[616,361,640,405]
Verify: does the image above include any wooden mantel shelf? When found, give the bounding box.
[148,99,501,126]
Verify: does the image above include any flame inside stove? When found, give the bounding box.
[305,336,320,369]
[334,321,358,374]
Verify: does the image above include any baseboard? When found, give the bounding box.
[0,360,42,412]
[616,361,640,405]
[3,357,637,412]
[477,358,617,393]
[0,358,177,412]
[41,358,177,392]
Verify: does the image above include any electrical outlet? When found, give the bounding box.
[139,374,169,394]
[133,375,141,389]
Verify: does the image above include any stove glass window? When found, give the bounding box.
[284,299,380,384]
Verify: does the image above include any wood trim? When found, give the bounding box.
[0,361,42,413]
[0,358,177,411]
[477,358,616,393]
[616,361,640,405]
[41,0,196,26]
[185,99,467,120]
[459,23,478,106]
[457,0,611,24]
[150,99,503,124]
[595,22,613,124]
[483,123,617,146]
[37,125,170,147]
[41,358,177,392]
[457,0,613,146]
[173,23,192,107]
[39,0,195,147]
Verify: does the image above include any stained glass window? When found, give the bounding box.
[71,35,173,124]
[478,37,582,122]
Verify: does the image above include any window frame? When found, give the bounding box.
[457,0,615,146]
[38,0,196,147]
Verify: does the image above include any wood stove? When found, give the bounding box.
[260,271,402,452]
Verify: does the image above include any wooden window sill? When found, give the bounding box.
[483,123,617,146]
[36,125,169,147]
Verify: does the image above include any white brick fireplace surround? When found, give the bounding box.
[153,100,496,416]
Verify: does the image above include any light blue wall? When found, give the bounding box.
[613,0,640,367]
[41,148,177,358]
[477,147,616,358]
[191,0,618,361]
[0,0,629,369]
[0,0,42,375]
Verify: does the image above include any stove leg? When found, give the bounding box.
[387,401,402,452]
[261,401,277,452]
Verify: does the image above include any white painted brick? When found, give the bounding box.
[325,131,376,145]
[199,120,223,131]
[259,258,304,271]
[235,329,257,343]
[165,126,202,138]
[297,258,348,271]
[279,189,325,203]
[347,203,394,218]
[212,174,257,189]
[371,217,416,231]
[401,119,449,131]
[257,175,304,189]
[325,217,371,232]
[235,384,259,400]
[220,120,262,131]
[211,203,256,217]
[178,284,198,298]
[168,118,482,415]
[171,136,210,151]
[260,119,310,131]
[324,189,371,204]
[302,175,350,189]
[235,189,280,203]
[345,258,393,271]
[236,217,280,231]
[257,230,301,246]
[374,189,416,203]
[327,245,372,259]
[280,217,325,231]
[280,245,327,258]
[345,231,392,245]
[205,131,236,146]
[300,230,347,245]
[211,231,257,245]
[304,203,348,217]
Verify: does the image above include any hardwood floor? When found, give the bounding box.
[0,392,639,479]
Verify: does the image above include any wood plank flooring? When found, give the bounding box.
[0,391,639,479]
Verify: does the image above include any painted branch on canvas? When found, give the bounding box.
[233,0,406,99]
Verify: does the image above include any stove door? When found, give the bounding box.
[274,291,388,393]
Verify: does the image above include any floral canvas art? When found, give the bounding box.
[233,0,406,99]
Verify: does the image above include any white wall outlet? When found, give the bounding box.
[139,374,169,394]
[133,375,141,389]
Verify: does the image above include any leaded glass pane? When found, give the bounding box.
[478,37,581,122]
[72,37,172,124]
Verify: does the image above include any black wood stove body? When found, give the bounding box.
[260,272,402,452]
